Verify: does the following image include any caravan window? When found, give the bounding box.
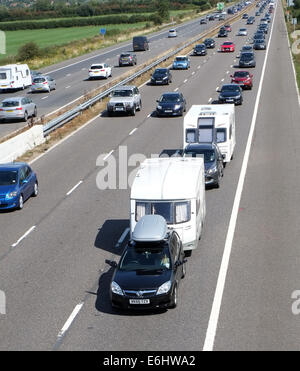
[151,203,173,224]
[175,202,191,224]
[198,127,213,142]
[216,128,227,143]
[0,73,7,80]
[136,201,191,224]
[186,129,197,143]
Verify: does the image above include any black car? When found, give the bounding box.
[156,92,186,117]
[254,31,266,39]
[255,11,261,16]
[184,143,224,188]
[200,18,207,24]
[247,17,255,24]
[218,84,243,105]
[208,14,215,21]
[258,24,269,33]
[132,36,149,51]
[218,28,228,37]
[253,39,266,50]
[151,68,172,85]
[193,43,207,56]
[204,38,215,48]
[242,13,249,19]
[239,52,256,68]
[106,215,186,310]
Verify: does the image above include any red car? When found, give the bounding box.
[230,70,253,89]
[224,24,232,32]
[221,41,235,52]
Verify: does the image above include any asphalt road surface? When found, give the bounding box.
[0,1,299,351]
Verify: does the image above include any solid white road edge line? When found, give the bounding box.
[203,3,278,352]
[57,302,84,340]
[103,150,114,161]
[66,181,83,196]
[129,128,138,136]
[11,226,36,248]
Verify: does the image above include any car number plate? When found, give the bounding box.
[227,99,234,102]
[115,107,124,111]
[165,110,172,113]
[156,81,162,83]
[1,85,7,88]
[129,299,150,304]
[6,110,13,112]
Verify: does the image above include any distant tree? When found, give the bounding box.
[35,0,52,12]
[17,42,41,61]
[294,0,300,9]
[155,0,170,20]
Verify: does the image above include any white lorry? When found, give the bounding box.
[0,64,31,91]
[130,157,206,256]
[183,104,236,164]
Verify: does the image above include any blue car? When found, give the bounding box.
[0,162,38,210]
[172,55,190,70]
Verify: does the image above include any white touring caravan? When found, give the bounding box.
[130,157,206,256]
[0,64,31,91]
[183,104,236,164]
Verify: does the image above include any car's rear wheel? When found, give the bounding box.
[184,250,192,257]
[137,100,142,111]
[131,105,136,116]
[23,112,28,122]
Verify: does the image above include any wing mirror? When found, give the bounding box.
[105,259,117,268]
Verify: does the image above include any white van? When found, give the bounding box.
[130,157,206,256]
[0,64,31,91]
[183,104,236,164]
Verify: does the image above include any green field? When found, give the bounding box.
[3,22,149,57]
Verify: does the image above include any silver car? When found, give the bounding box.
[107,85,142,116]
[0,97,37,122]
[237,28,248,36]
[31,75,56,93]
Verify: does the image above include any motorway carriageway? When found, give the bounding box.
[1,1,300,351]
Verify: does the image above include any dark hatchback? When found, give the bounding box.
[253,39,266,50]
[193,43,207,56]
[204,38,215,48]
[151,68,172,85]
[0,162,38,210]
[106,217,186,310]
[218,28,228,37]
[156,92,186,117]
[239,52,256,68]
[184,143,224,188]
[218,84,243,105]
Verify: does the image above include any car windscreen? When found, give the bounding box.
[184,149,216,163]
[221,85,240,92]
[160,94,180,102]
[154,69,167,75]
[240,53,253,59]
[223,42,232,45]
[2,101,20,107]
[175,57,186,61]
[0,73,7,80]
[234,71,249,77]
[242,46,252,50]
[255,40,265,43]
[119,244,171,272]
[0,170,18,185]
[195,44,205,49]
[112,90,133,97]
[120,54,131,58]
[33,77,46,83]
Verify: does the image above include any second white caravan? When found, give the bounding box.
[0,64,31,91]
[130,157,206,256]
[183,104,236,164]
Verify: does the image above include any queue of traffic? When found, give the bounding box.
[0,0,275,311]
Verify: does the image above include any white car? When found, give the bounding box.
[88,63,112,79]
[168,29,177,38]
[238,28,248,36]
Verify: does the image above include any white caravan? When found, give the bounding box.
[0,64,31,91]
[183,104,235,164]
[130,157,206,256]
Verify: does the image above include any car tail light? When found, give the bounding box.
[16,107,23,110]
[32,83,35,85]
[0,108,3,111]
[43,81,47,84]
[100,69,105,71]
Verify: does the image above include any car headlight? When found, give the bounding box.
[235,95,241,99]
[156,281,172,295]
[174,104,181,110]
[111,281,124,296]
[162,76,168,80]
[6,191,18,199]
[157,105,162,110]
[207,166,217,175]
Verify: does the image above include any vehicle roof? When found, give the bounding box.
[132,215,168,242]
[175,55,187,58]
[184,104,235,125]
[1,97,25,102]
[0,162,27,170]
[112,85,136,90]
[131,158,204,200]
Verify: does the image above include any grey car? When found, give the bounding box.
[0,97,37,122]
[239,52,256,68]
[119,53,137,67]
[31,75,56,93]
[107,85,142,116]
[183,143,224,188]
